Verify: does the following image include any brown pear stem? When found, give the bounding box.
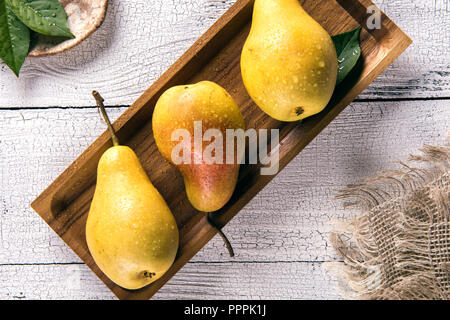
[92,90,119,146]
[207,212,235,257]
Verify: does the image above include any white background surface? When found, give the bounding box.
[0,0,448,299]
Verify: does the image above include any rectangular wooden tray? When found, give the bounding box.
[31,0,411,299]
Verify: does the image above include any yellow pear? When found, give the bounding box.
[152,81,245,213]
[241,0,337,121]
[86,91,179,290]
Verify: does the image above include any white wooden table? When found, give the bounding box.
[0,0,448,300]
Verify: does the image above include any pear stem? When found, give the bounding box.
[92,90,119,147]
[207,212,235,257]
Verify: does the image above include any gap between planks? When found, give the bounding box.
[0,96,449,111]
[0,260,329,267]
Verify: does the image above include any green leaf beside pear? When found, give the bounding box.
[332,26,362,85]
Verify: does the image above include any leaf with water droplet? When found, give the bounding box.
[0,1,30,76]
[6,0,74,38]
[332,26,362,85]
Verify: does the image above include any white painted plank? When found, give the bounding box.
[0,262,340,300]
[0,0,448,108]
[0,264,112,300]
[366,0,449,99]
[0,100,448,265]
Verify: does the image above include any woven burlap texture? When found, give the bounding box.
[326,143,449,300]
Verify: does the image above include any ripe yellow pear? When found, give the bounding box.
[152,81,245,213]
[241,0,338,122]
[86,92,179,290]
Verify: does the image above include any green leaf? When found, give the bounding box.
[332,26,362,85]
[6,0,74,38]
[0,0,30,76]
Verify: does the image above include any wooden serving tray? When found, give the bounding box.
[31,0,411,299]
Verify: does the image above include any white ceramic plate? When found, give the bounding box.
[29,0,108,57]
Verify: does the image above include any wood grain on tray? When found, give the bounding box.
[31,0,411,299]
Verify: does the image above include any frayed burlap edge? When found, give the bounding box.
[325,143,450,300]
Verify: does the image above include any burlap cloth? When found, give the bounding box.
[326,142,449,300]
